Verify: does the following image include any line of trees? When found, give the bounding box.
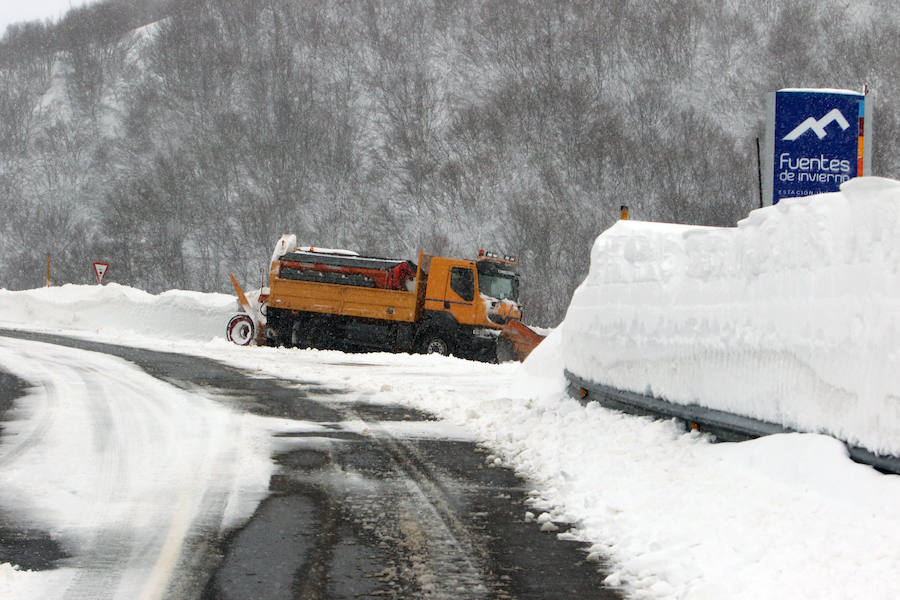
[2,0,899,326]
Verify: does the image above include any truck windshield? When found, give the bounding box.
[476,263,519,301]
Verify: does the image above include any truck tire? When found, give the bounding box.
[226,314,255,346]
[273,321,292,347]
[419,331,453,356]
[291,319,314,348]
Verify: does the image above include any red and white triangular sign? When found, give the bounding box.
[93,262,109,284]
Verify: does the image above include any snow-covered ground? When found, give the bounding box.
[2,178,900,599]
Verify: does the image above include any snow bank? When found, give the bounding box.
[0,283,235,342]
[0,563,69,600]
[562,176,900,456]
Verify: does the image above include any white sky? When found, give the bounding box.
[0,1,98,36]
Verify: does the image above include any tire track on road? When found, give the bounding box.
[0,334,281,600]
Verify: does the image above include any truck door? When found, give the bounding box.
[445,265,478,325]
[424,259,480,326]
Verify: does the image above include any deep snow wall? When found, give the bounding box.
[562,177,900,457]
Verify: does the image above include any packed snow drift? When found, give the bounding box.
[0,283,235,342]
[563,176,900,457]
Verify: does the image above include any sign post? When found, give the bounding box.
[763,88,872,205]
[93,262,109,285]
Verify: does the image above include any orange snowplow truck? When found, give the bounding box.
[226,235,544,361]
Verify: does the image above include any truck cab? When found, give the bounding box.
[424,256,521,326]
[416,253,523,359]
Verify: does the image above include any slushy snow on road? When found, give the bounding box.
[0,337,307,599]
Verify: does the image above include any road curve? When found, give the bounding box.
[0,334,274,600]
[0,330,620,599]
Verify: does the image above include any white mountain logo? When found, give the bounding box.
[783,108,851,141]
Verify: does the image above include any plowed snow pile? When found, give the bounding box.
[0,283,234,342]
[563,176,900,457]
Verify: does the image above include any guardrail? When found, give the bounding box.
[564,369,900,475]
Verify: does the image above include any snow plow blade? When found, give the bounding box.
[497,320,545,362]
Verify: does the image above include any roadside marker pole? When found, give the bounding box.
[46,254,51,287]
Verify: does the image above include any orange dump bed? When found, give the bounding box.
[268,276,421,323]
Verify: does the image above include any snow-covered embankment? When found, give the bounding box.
[562,176,900,457]
[0,283,235,343]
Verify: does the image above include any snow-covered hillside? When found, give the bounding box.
[2,178,900,599]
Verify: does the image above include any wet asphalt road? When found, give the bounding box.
[0,330,620,599]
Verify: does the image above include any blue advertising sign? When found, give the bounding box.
[764,89,869,205]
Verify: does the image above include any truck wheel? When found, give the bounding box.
[291,319,310,348]
[226,314,255,346]
[420,332,452,356]
[273,321,291,347]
